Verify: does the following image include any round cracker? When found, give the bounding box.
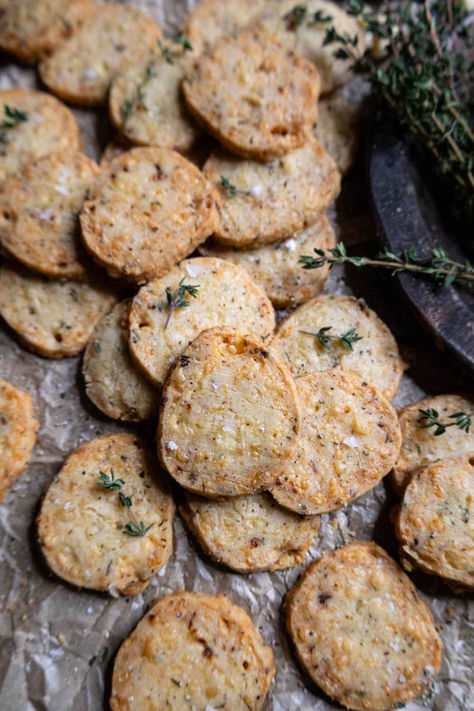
[254,0,366,94]
[0,0,93,64]
[111,590,274,711]
[129,257,275,387]
[0,89,80,185]
[183,31,320,161]
[39,4,162,106]
[158,328,301,497]
[180,491,320,573]
[272,294,405,400]
[203,140,340,247]
[83,301,159,422]
[37,434,175,595]
[109,45,200,153]
[183,0,268,55]
[199,215,335,307]
[271,370,401,515]
[396,454,474,590]
[0,263,117,358]
[0,379,38,502]
[315,94,359,176]
[392,393,474,492]
[286,541,441,711]
[80,147,220,284]
[0,152,99,280]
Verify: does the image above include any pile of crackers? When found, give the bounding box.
[0,2,472,710]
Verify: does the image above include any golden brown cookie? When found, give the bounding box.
[80,147,220,283]
[37,434,175,595]
[396,454,474,590]
[199,215,336,307]
[39,4,163,106]
[203,140,340,247]
[158,328,300,497]
[0,263,117,358]
[128,257,275,387]
[180,491,320,573]
[110,590,275,710]
[272,294,405,400]
[286,541,441,711]
[0,152,99,280]
[183,31,320,160]
[0,378,38,501]
[183,0,267,55]
[315,94,359,176]
[83,301,158,422]
[392,394,474,492]
[0,89,80,185]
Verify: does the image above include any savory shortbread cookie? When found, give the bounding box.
[39,4,163,105]
[0,263,117,358]
[0,152,99,280]
[0,0,93,63]
[396,454,474,590]
[272,294,404,400]
[159,328,300,497]
[271,371,401,515]
[183,0,267,55]
[0,89,80,184]
[286,541,441,711]
[129,257,275,387]
[392,394,474,492]
[0,379,38,501]
[109,44,199,153]
[200,215,336,307]
[110,590,275,710]
[203,140,340,247]
[80,147,220,283]
[180,492,320,573]
[83,301,158,422]
[315,94,359,176]
[254,0,366,94]
[37,434,175,595]
[183,31,320,160]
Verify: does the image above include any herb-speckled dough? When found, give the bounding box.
[80,147,220,284]
[39,4,162,105]
[83,301,158,422]
[203,140,340,247]
[272,294,405,400]
[271,370,401,515]
[37,434,175,595]
[396,454,474,590]
[183,0,267,55]
[315,94,359,176]
[391,394,474,492]
[0,379,38,502]
[180,491,320,573]
[0,0,93,63]
[110,590,275,711]
[0,264,117,358]
[0,152,99,280]
[183,31,320,161]
[129,257,275,387]
[200,215,335,307]
[286,541,441,711]
[254,0,366,94]
[159,328,301,497]
[0,89,80,185]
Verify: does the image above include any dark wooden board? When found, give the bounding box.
[368,114,474,377]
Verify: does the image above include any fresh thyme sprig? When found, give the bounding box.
[220,175,238,197]
[98,468,124,490]
[164,277,200,329]
[0,105,28,143]
[299,242,474,287]
[300,326,363,351]
[173,31,193,51]
[96,469,154,538]
[120,63,156,126]
[418,408,473,435]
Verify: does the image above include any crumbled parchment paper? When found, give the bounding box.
[0,2,472,710]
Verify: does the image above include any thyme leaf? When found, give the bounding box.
[418,408,473,435]
[0,105,28,143]
[164,277,200,329]
[158,40,174,65]
[300,326,363,351]
[97,469,124,491]
[121,520,154,537]
[173,31,193,51]
[220,175,238,197]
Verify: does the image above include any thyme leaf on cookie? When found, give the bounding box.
[98,470,154,537]
[158,40,174,65]
[418,408,473,435]
[164,278,200,329]
[173,31,193,51]
[220,175,238,197]
[120,99,134,125]
[284,5,308,28]
[300,326,363,351]
[121,520,154,537]
[0,105,28,143]
[98,468,124,491]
